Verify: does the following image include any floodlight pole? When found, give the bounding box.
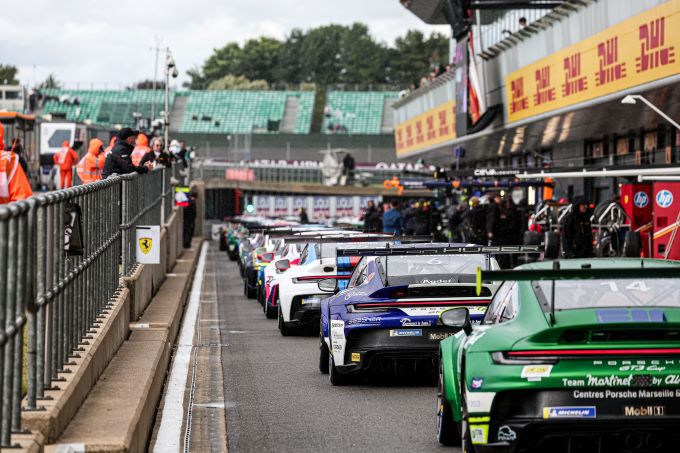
[164,47,171,149]
[621,94,680,131]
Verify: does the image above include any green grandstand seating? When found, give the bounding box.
[41,89,173,128]
[322,91,399,135]
[180,90,314,134]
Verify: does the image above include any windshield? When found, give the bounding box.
[385,255,491,276]
[534,279,680,310]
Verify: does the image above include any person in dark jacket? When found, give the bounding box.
[561,196,593,258]
[464,197,487,245]
[342,153,355,185]
[102,128,152,179]
[362,200,382,232]
[382,200,403,235]
[299,207,309,224]
[486,193,503,245]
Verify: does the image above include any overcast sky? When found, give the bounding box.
[1,0,450,89]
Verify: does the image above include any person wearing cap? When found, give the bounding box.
[101,128,153,179]
[0,123,33,204]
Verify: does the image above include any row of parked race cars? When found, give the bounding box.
[219,217,680,453]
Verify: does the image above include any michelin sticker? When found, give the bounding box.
[389,329,422,337]
[521,365,553,382]
[543,406,596,419]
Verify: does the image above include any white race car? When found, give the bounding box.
[276,236,390,336]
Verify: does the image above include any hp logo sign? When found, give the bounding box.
[656,190,674,208]
[633,191,649,208]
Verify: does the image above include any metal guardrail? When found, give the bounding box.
[0,165,177,447]
[194,160,432,187]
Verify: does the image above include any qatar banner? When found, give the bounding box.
[274,196,289,217]
[335,196,354,217]
[249,195,382,220]
[313,196,331,220]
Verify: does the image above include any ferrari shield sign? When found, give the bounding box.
[136,226,160,264]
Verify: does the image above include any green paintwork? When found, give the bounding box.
[440,258,680,441]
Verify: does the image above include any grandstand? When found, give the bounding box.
[322,91,399,135]
[40,89,171,128]
[179,90,314,134]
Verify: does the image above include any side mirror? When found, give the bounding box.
[275,259,290,271]
[440,307,472,335]
[318,278,338,293]
[261,252,275,262]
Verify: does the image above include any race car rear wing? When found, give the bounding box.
[476,266,680,283]
[476,262,680,325]
[336,244,543,257]
[281,235,433,244]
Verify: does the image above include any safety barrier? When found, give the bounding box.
[195,159,433,186]
[0,165,177,447]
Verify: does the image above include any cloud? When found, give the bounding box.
[4,0,450,88]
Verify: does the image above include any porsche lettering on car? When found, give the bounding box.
[436,258,680,453]
[318,244,525,386]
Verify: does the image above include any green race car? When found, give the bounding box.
[437,258,680,453]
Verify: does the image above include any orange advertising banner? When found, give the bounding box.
[505,0,680,124]
[394,100,456,157]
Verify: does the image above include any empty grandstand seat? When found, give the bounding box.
[322,91,399,135]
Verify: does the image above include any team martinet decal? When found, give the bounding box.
[561,374,680,387]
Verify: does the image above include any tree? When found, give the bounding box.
[131,79,166,90]
[192,23,450,89]
[203,43,243,82]
[274,28,306,85]
[239,37,282,84]
[39,73,62,89]
[298,25,345,85]
[388,30,449,87]
[207,74,269,91]
[338,23,387,85]
[184,66,209,89]
[0,64,19,85]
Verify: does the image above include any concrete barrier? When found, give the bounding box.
[21,287,131,443]
[45,239,202,453]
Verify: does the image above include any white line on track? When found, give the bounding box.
[153,242,207,453]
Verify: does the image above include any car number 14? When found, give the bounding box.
[599,281,649,292]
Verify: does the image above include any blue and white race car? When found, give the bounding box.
[319,244,508,385]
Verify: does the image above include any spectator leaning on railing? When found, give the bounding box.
[102,128,153,179]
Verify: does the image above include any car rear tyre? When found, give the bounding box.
[278,305,292,336]
[265,297,277,319]
[460,382,477,453]
[437,362,462,446]
[319,337,329,374]
[328,354,349,386]
[245,277,256,299]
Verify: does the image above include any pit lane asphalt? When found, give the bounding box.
[215,247,459,453]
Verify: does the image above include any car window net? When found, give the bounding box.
[534,279,680,310]
[386,255,487,276]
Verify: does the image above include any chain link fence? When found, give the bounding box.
[0,165,177,447]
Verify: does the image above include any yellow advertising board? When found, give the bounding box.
[505,0,680,124]
[395,100,456,157]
